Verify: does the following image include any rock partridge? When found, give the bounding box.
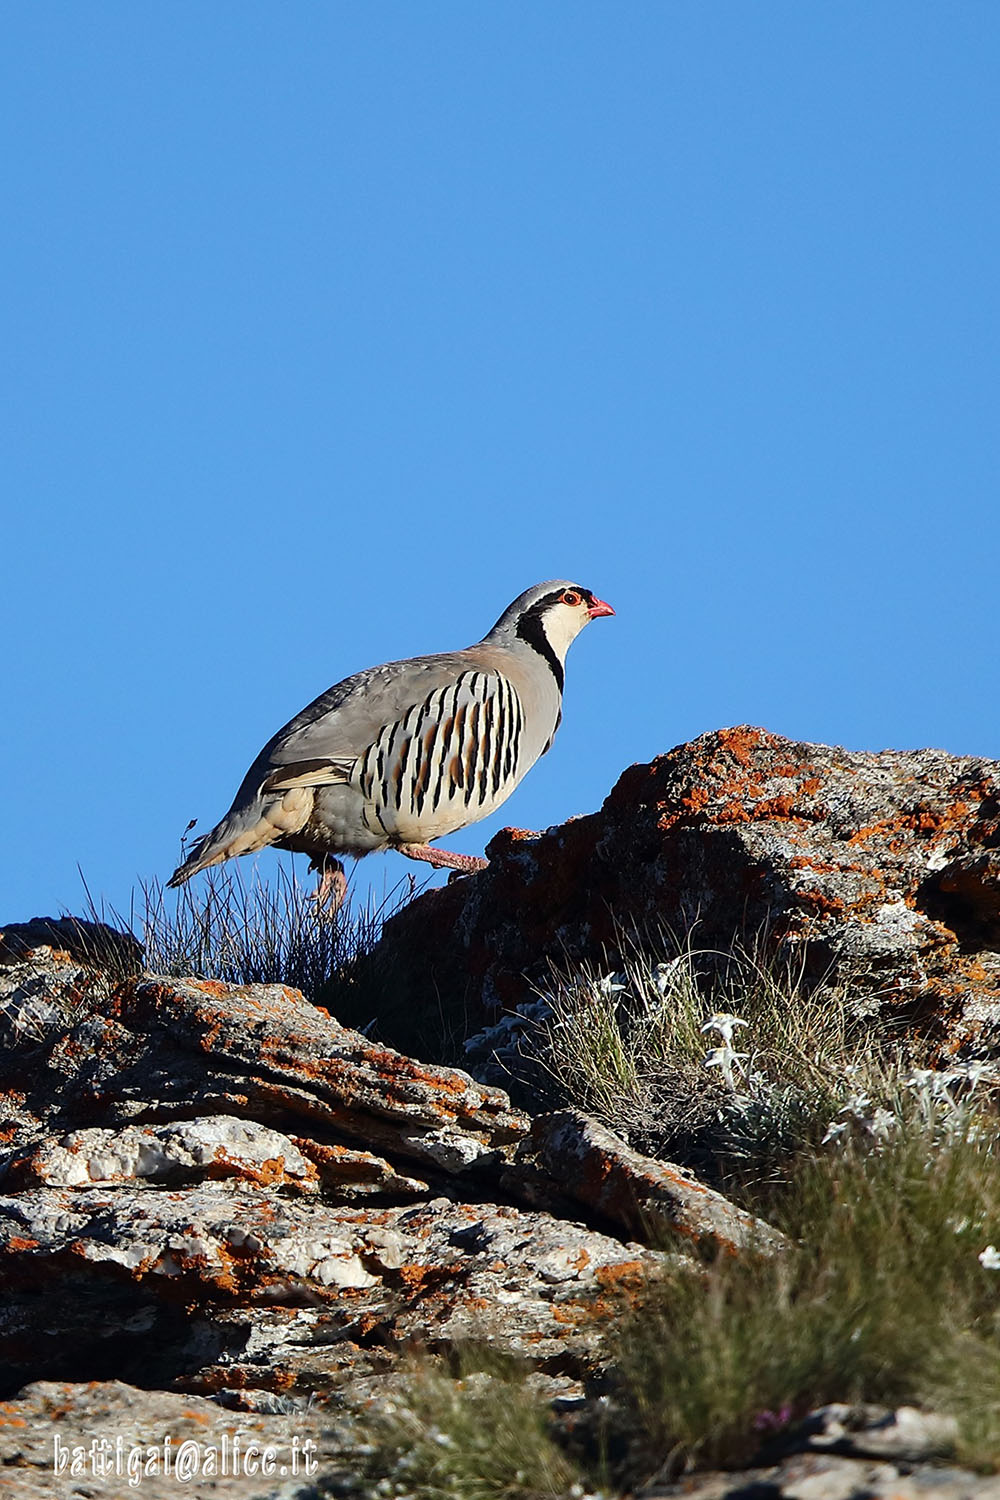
[168,580,614,907]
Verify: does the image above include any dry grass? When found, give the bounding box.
[502,931,922,1174]
[81,860,415,1002]
[355,1349,588,1500]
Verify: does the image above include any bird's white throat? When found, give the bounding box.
[538,604,589,664]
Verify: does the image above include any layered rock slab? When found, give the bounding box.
[0,963,528,1174]
[0,1182,663,1394]
[528,1111,788,1255]
[0,948,776,1400]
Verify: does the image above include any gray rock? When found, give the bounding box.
[638,1451,1000,1500]
[527,1109,788,1255]
[0,1117,319,1192]
[799,1403,960,1463]
[0,1378,349,1500]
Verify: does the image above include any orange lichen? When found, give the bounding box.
[392,1264,442,1293]
[594,1260,645,1288]
[796,888,849,917]
[657,1164,708,1196]
[754,795,802,821]
[715,726,763,767]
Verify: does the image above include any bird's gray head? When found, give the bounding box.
[483,580,614,689]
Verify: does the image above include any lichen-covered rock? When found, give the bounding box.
[371,727,1000,1057]
[0,961,528,1173]
[0,1183,664,1394]
[0,916,141,972]
[0,1117,320,1192]
[0,1378,352,1500]
[527,1111,788,1256]
[0,943,759,1402]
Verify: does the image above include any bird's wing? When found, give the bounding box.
[264,651,484,767]
[260,757,357,793]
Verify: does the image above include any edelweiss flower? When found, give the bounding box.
[594,973,628,999]
[651,958,687,996]
[700,1012,749,1047]
[869,1107,897,1141]
[704,1045,749,1090]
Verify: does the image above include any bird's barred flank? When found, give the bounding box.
[361,669,527,825]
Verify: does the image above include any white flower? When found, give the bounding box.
[906,1067,956,1102]
[979,1245,1000,1270]
[907,1067,938,1089]
[704,1045,749,1090]
[700,1012,749,1047]
[822,1119,850,1145]
[945,1059,997,1091]
[868,1107,897,1141]
[594,973,628,999]
[651,959,686,996]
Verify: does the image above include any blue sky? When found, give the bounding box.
[3,4,998,925]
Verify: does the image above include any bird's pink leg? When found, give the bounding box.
[397,843,488,873]
[310,857,348,915]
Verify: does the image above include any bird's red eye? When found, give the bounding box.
[561,590,582,606]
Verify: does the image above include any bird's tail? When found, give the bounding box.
[167,787,314,888]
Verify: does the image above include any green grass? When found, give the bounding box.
[613,1092,1000,1477]
[356,1350,588,1500]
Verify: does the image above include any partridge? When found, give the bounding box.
[168,580,614,906]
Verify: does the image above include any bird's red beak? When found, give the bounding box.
[587,597,615,619]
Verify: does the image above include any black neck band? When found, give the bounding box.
[516,606,565,693]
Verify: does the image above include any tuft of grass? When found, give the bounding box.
[356,1349,589,1500]
[510,933,922,1172]
[612,1092,1000,1478]
[83,861,414,1004]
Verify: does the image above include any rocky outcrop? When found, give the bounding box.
[371,727,1000,1058]
[0,940,780,1407]
[5,726,1000,1494]
[527,1110,788,1255]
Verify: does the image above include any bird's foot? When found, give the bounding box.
[396,843,489,874]
[310,857,347,917]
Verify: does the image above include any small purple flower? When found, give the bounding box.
[752,1404,794,1432]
